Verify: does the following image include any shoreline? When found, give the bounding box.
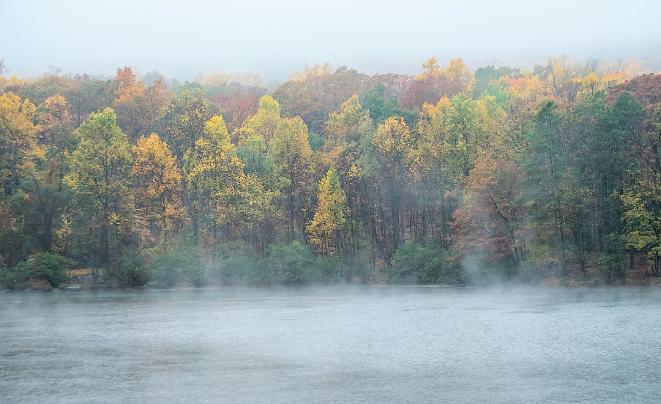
[3,276,661,293]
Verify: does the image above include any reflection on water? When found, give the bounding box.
[1,286,660,403]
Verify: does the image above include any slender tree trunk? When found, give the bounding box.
[9,151,18,195]
[43,211,53,252]
[192,213,199,245]
[100,210,109,266]
[629,247,635,270]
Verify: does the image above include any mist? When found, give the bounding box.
[3,0,660,81]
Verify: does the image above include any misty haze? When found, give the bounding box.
[2,0,661,402]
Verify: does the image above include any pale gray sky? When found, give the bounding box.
[2,0,660,81]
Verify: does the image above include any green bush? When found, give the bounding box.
[181,257,206,287]
[266,241,317,284]
[315,256,343,283]
[308,132,325,151]
[101,253,148,288]
[390,240,463,284]
[212,246,266,286]
[148,249,186,288]
[597,252,625,285]
[145,232,210,288]
[0,252,72,288]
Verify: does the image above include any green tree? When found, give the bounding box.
[159,89,214,242]
[268,116,313,237]
[31,94,76,252]
[160,89,213,167]
[323,95,374,180]
[362,83,409,124]
[66,108,134,265]
[620,183,661,276]
[525,100,569,276]
[444,93,485,180]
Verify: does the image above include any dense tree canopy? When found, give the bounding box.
[2,56,660,287]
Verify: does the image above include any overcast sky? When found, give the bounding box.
[2,0,660,82]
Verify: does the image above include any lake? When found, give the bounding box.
[1,286,660,403]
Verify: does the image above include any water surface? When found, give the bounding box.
[1,286,660,403]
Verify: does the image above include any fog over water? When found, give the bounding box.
[2,0,661,80]
[1,287,660,403]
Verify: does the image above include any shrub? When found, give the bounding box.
[597,252,625,285]
[145,233,208,288]
[315,255,343,283]
[101,253,148,288]
[148,249,186,288]
[390,240,463,284]
[181,257,206,287]
[212,246,266,286]
[1,252,72,288]
[14,252,71,287]
[266,241,317,284]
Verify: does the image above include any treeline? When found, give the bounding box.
[1,56,660,288]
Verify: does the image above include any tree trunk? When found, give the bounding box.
[100,216,109,266]
[192,213,199,246]
[43,211,53,252]
[9,152,18,195]
[629,247,635,270]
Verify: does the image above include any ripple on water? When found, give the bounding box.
[1,287,660,404]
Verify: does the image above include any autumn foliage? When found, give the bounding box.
[1,56,661,287]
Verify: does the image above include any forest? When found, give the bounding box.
[1,56,661,289]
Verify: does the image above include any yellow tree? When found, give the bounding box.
[237,95,281,146]
[307,166,346,256]
[408,97,455,245]
[323,95,374,238]
[268,116,313,236]
[323,95,373,174]
[445,58,474,84]
[443,94,486,181]
[0,92,40,195]
[38,95,74,154]
[133,134,184,246]
[201,72,233,89]
[476,95,505,152]
[417,57,473,84]
[372,117,414,256]
[412,97,450,183]
[289,63,334,81]
[420,57,441,78]
[234,96,288,250]
[187,116,246,243]
[66,108,134,265]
